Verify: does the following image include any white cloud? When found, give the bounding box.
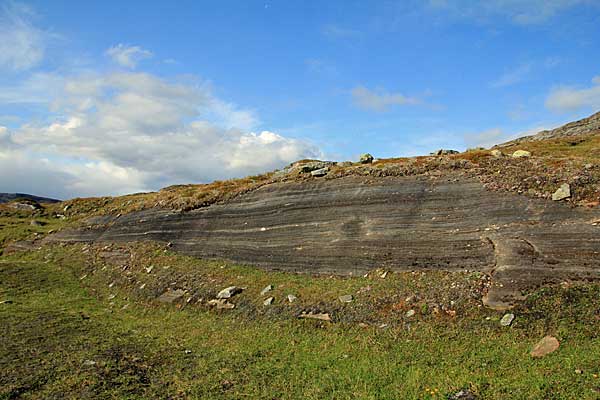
[0,2,45,70]
[1,71,322,198]
[545,76,600,112]
[106,44,153,69]
[322,24,362,39]
[351,86,420,112]
[427,0,598,25]
[491,63,532,88]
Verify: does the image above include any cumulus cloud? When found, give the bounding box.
[1,72,321,198]
[351,86,420,112]
[0,2,45,71]
[427,0,598,25]
[545,75,600,112]
[106,44,153,69]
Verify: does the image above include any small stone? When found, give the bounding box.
[500,313,515,326]
[552,183,571,201]
[260,285,273,296]
[287,294,297,303]
[449,389,477,400]
[82,360,96,367]
[584,163,593,170]
[490,149,504,158]
[145,266,153,273]
[531,335,560,358]
[30,220,45,227]
[299,312,331,321]
[512,149,531,158]
[208,299,236,309]
[311,167,329,177]
[339,294,354,303]
[184,349,193,354]
[380,270,388,279]
[405,309,415,318]
[359,153,374,164]
[217,286,242,299]
[263,296,274,306]
[575,369,583,374]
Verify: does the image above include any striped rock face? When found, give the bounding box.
[48,174,600,309]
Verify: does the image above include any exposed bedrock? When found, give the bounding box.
[48,174,600,308]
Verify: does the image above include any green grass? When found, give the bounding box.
[2,246,600,399]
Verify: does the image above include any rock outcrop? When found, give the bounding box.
[47,173,600,309]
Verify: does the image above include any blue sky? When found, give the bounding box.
[1,0,600,199]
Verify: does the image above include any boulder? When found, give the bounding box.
[490,149,504,158]
[432,149,459,156]
[287,294,297,303]
[260,285,273,296]
[311,167,329,177]
[530,335,560,357]
[216,286,242,299]
[500,313,515,326]
[359,153,374,164]
[339,294,353,303]
[511,150,531,158]
[552,183,571,201]
[263,297,274,306]
[157,289,186,304]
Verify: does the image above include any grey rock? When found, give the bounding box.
[157,289,186,304]
[287,294,297,303]
[531,335,560,357]
[359,153,374,164]
[82,360,96,367]
[500,313,515,326]
[217,286,242,299]
[30,220,45,227]
[311,167,329,177]
[584,163,594,170]
[299,312,331,321]
[297,161,336,174]
[339,294,353,303]
[208,299,236,309]
[338,161,353,167]
[449,389,477,400]
[552,183,571,201]
[263,296,274,306]
[490,149,504,158]
[511,150,531,158]
[432,149,459,156]
[260,285,273,296]
[405,309,416,318]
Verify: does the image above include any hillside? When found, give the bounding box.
[1,112,600,399]
[497,111,600,147]
[0,193,60,204]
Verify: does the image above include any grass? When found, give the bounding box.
[2,241,600,399]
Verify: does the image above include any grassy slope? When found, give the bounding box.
[1,134,599,399]
[2,242,600,399]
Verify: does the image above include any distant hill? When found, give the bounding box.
[0,193,61,204]
[497,110,600,147]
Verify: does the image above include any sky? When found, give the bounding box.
[1,0,600,199]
